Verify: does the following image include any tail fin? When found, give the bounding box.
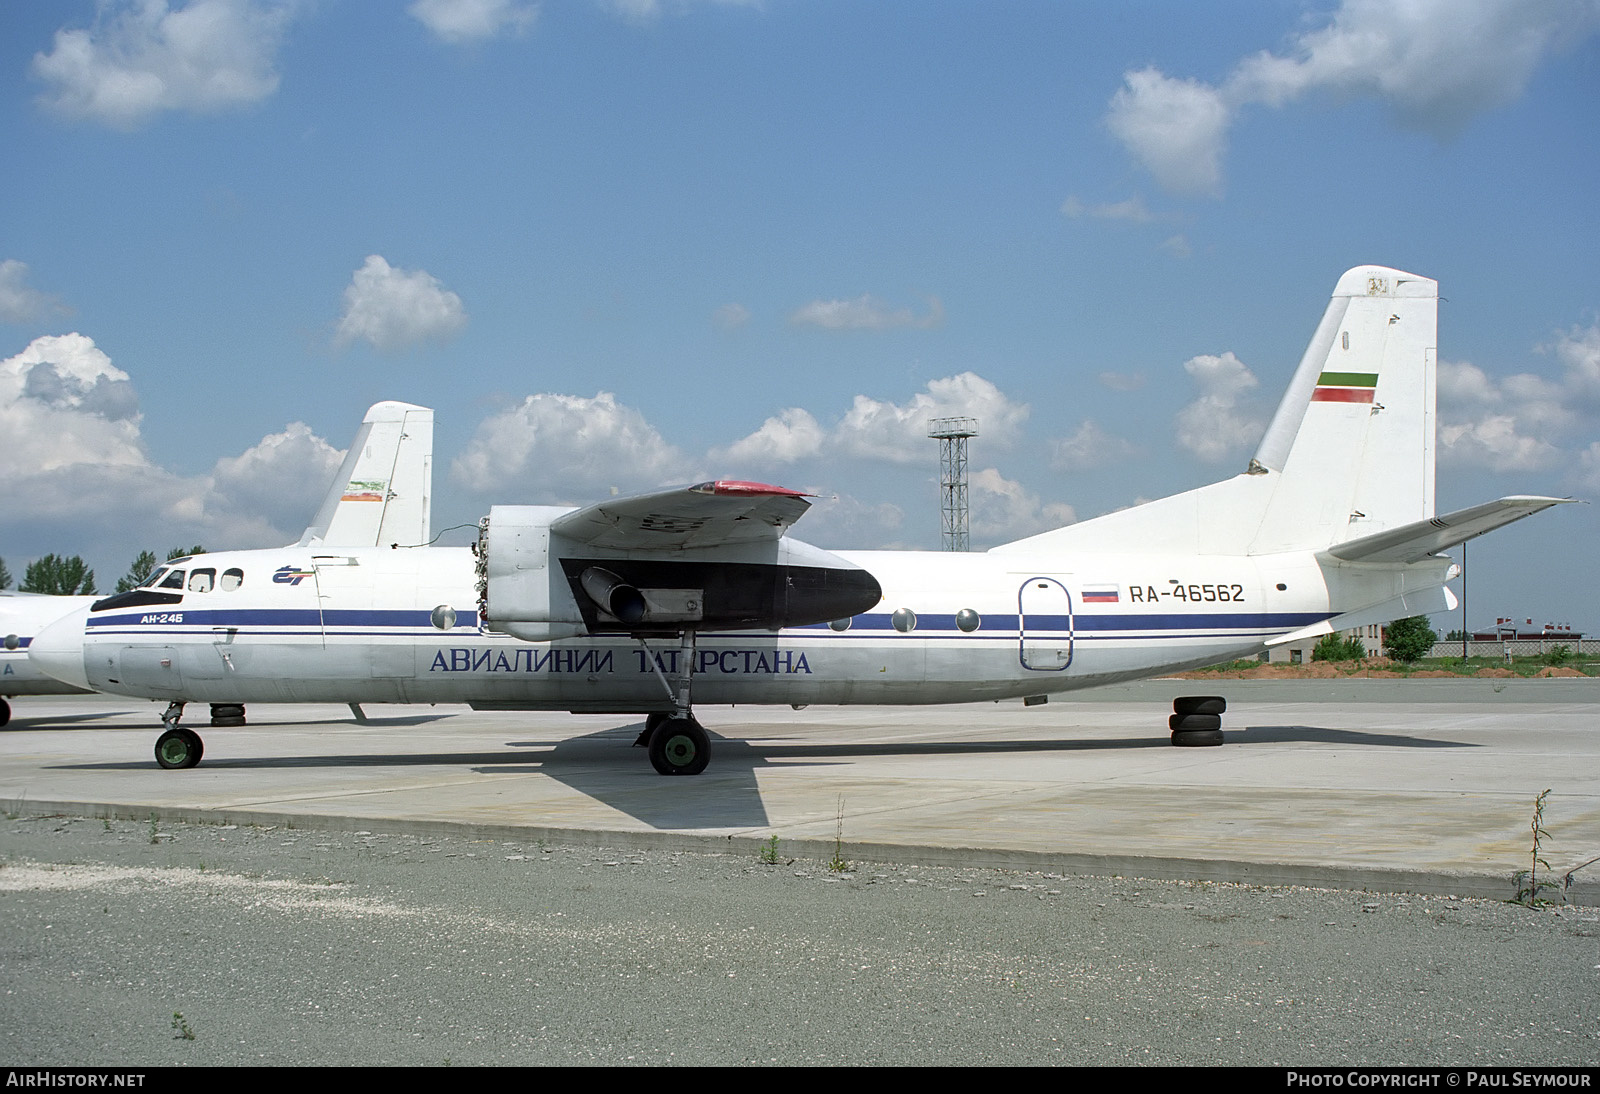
[297,401,434,548]
[993,265,1437,557]
[1246,266,1436,552]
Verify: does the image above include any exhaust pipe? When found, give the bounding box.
[580,567,647,625]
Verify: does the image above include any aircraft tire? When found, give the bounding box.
[648,717,710,776]
[210,703,246,727]
[154,727,204,770]
[1173,696,1226,715]
[1169,712,1222,732]
[0,698,9,727]
[1171,728,1224,747]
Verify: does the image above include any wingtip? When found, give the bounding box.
[689,480,812,499]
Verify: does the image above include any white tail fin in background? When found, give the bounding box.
[297,401,434,548]
[995,265,1441,557]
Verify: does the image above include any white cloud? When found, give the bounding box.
[208,421,344,535]
[409,0,538,44]
[1060,194,1156,223]
[792,492,907,550]
[1107,0,1600,194]
[1390,326,1600,480]
[1437,353,1579,471]
[1575,442,1600,493]
[713,407,825,467]
[833,373,1028,464]
[1549,322,1600,409]
[1050,420,1138,472]
[714,302,751,330]
[1438,415,1564,471]
[789,294,944,331]
[451,391,695,498]
[1173,351,1266,462]
[2,333,348,557]
[0,334,143,473]
[968,468,1076,545]
[0,261,69,324]
[1160,234,1192,259]
[31,0,295,130]
[334,256,468,352]
[1228,0,1598,135]
[1106,68,1231,196]
[596,0,762,25]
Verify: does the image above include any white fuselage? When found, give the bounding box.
[29,541,1434,712]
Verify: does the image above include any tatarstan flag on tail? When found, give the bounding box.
[1310,371,1378,403]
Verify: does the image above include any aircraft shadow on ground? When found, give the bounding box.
[1237,724,1472,748]
[6,712,144,729]
[50,721,1474,832]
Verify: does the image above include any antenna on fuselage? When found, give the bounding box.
[928,417,978,552]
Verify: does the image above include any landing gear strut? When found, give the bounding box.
[636,631,711,776]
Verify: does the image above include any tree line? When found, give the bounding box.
[0,546,206,596]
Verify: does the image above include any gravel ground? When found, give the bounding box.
[1,812,1596,1067]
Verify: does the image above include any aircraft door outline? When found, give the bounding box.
[1018,577,1073,671]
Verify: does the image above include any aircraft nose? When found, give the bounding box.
[28,606,92,692]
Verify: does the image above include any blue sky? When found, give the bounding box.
[3,0,1598,635]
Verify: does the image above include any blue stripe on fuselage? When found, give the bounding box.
[86,608,482,630]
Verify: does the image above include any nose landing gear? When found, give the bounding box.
[153,700,204,769]
[155,726,204,769]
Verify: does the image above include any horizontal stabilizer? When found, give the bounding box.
[551,480,812,550]
[1324,496,1574,564]
[1267,585,1458,648]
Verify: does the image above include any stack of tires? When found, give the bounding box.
[1170,696,1224,746]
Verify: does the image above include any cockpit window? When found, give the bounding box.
[220,568,244,592]
[157,569,185,590]
[141,567,170,589]
[188,568,215,593]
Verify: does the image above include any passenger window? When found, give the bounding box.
[220,568,244,592]
[188,569,215,593]
[158,569,185,590]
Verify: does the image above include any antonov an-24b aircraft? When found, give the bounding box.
[29,267,1569,776]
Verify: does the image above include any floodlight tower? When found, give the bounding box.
[928,416,978,551]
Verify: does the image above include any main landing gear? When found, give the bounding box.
[635,631,712,776]
[1170,695,1226,746]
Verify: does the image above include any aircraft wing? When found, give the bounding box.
[549,480,813,550]
[1324,496,1575,564]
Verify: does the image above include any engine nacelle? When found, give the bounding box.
[477,505,881,638]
